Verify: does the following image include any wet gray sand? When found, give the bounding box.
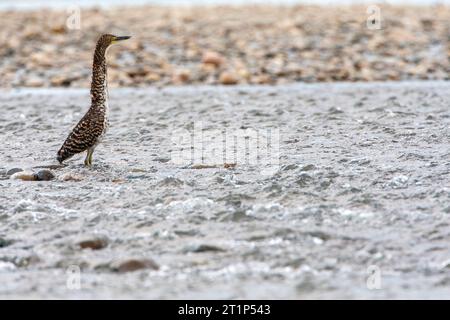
[0,82,449,299]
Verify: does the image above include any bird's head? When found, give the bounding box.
[97,34,131,49]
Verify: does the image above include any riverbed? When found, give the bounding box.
[0,82,449,299]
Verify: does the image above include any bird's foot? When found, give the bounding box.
[84,148,94,167]
[84,159,93,167]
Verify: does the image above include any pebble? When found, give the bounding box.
[6,168,23,176]
[60,173,83,181]
[300,164,316,171]
[25,76,45,87]
[389,175,409,189]
[183,244,226,253]
[282,164,298,171]
[157,176,184,187]
[218,210,253,222]
[172,69,191,84]
[0,238,13,248]
[78,237,108,250]
[219,71,238,85]
[113,258,159,273]
[296,173,313,186]
[10,171,37,181]
[34,170,55,181]
[202,51,224,67]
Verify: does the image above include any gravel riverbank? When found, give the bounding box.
[0,5,449,88]
[0,82,449,299]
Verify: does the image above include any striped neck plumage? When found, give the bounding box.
[90,45,108,108]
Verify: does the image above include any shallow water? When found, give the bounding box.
[0,82,449,299]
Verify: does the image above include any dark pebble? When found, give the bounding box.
[282,164,298,171]
[184,244,225,253]
[114,258,159,273]
[0,238,14,248]
[34,170,55,181]
[7,168,23,176]
[78,237,108,250]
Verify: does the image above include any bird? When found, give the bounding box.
[57,34,131,166]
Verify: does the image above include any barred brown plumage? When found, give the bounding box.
[57,34,131,166]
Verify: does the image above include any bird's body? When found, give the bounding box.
[57,34,130,166]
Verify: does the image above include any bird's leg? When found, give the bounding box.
[84,150,91,166]
[89,148,94,165]
[84,148,94,166]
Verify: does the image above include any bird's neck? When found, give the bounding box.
[90,46,108,109]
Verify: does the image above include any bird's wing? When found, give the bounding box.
[60,112,103,155]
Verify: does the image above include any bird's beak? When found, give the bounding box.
[113,36,131,43]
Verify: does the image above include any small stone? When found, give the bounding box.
[126,67,149,78]
[35,170,55,181]
[153,157,170,163]
[146,72,161,82]
[328,106,344,114]
[440,259,450,270]
[183,244,225,253]
[202,51,224,67]
[60,173,83,181]
[0,238,13,248]
[296,173,313,186]
[157,176,184,187]
[190,164,218,169]
[78,237,108,250]
[388,175,409,189]
[237,68,250,80]
[252,74,271,84]
[219,71,238,85]
[30,52,53,67]
[218,210,253,222]
[10,171,37,181]
[300,164,316,171]
[282,164,298,171]
[50,24,66,34]
[200,63,217,74]
[25,76,45,87]
[50,75,72,86]
[6,168,23,176]
[113,258,159,273]
[172,69,191,83]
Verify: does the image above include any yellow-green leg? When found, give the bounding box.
[84,148,94,166]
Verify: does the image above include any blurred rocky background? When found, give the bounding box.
[0,4,448,87]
